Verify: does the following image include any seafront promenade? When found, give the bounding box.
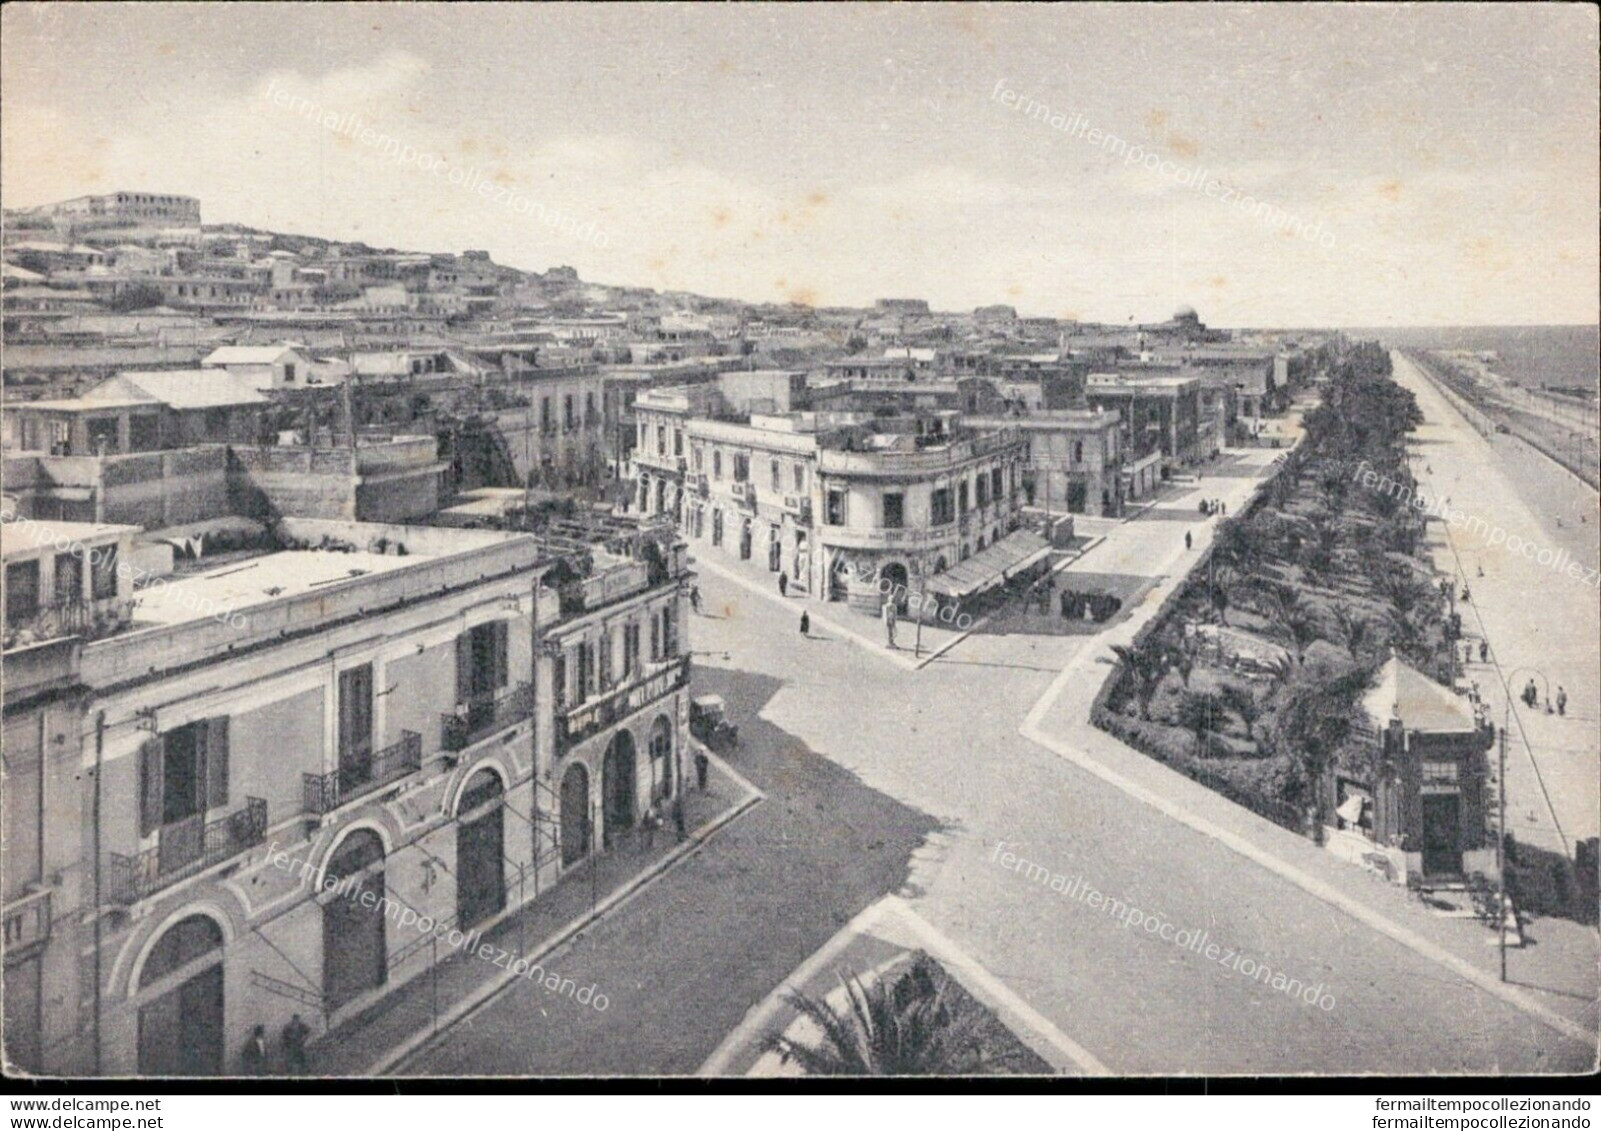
[1392,351,1600,859]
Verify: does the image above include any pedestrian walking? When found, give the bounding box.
[883,599,897,649]
[281,1014,311,1075]
[1479,640,1488,664]
[799,610,810,637]
[689,584,701,613]
[1220,501,1226,516]
[673,796,687,842]
[241,1025,268,1076]
[642,804,660,850]
[778,571,788,597]
[694,750,709,791]
[1185,531,1192,551]
[1557,686,1568,716]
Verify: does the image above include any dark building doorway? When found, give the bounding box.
[322,830,386,1011]
[602,731,637,847]
[560,762,591,866]
[1421,794,1463,878]
[456,770,506,928]
[137,915,225,1075]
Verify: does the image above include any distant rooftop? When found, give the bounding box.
[131,549,419,628]
[1,516,135,560]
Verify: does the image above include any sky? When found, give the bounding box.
[2,3,1597,326]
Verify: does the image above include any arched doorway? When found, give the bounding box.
[322,829,386,1011]
[456,770,505,929]
[880,562,910,613]
[648,715,674,803]
[137,914,224,1075]
[560,762,591,867]
[602,731,636,848]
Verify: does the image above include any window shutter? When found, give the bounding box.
[139,738,163,837]
[455,632,472,705]
[492,621,509,689]
[205,717,230,809]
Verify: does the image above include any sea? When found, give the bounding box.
[1345,325,1599,396]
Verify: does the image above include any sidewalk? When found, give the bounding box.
[689,547,970,671]
[1017,436,1599,1043]
[306,752,761,1076]
[1395,351,1599,857]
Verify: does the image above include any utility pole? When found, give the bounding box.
[1497,715,1508,982]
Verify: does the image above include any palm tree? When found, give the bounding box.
[1219,683,1263,741]
[1177,689,1226,756]
[1270,591,1324,665]
[1111,641,1166,720]
[1331,604,1373,661]
[1274,664,1374,827]
[764,953,1018,1076]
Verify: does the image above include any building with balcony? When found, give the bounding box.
[633,389,1030,617]
[966,408,1126,517]
[0,506,697,1075]
[2,518,138,1073]
[809,418,1030,613]
[1084,372,1206,473]
[541,528,692,865]
[0,517,556,1074]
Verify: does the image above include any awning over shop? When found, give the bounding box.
[925,529,1051,599]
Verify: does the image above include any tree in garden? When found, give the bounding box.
[1269,591,1324,665]
[764,953,1019,1076]
[1176,690,1227,756]
[1331,604,1375,662]
[1111,641,1166,720]
[1219,683,1263,742]
[1273,664,1374,826]
[1208,577,1230,626]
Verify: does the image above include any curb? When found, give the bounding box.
[366,754,767,1075]
[1015,453,1598,1050]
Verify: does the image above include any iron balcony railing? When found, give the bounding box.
[2,596,135,651]
[302,731,423,815]
[108,797,268,905]
[441,681,534,752]
[2,888,53,954]
[556,657,690,751]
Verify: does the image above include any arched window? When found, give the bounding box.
[139,915,223,990]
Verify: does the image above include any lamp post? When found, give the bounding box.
[913,559,926,660]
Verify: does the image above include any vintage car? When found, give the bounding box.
[689,694,738,752]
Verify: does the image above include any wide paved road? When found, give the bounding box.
[405,441,1596,1075]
